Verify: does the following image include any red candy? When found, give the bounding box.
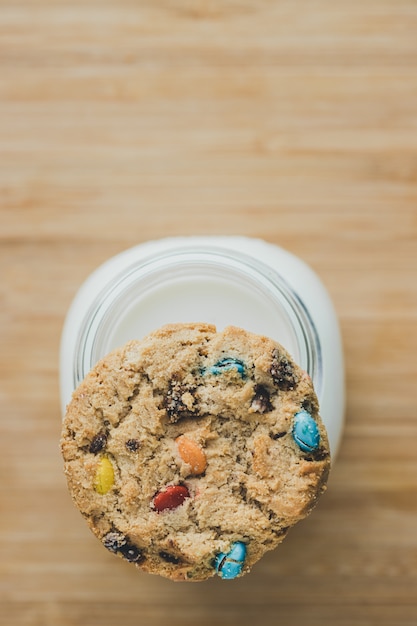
[153,484,190,512]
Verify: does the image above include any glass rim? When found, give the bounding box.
[73,244,323,396]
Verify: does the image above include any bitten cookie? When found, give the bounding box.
[60,323,330,581]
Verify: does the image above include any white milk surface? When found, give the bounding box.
[107,276,298,358]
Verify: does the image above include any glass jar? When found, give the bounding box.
[60,236,344,456]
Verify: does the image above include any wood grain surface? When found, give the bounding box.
[1,1,416,625]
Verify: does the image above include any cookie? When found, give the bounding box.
[60,323,330,581]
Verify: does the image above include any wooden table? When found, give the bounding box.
[1,2,416,624]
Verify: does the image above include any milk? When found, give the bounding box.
[60,236,344,456]
[108,276,297,357]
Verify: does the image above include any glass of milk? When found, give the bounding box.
[60,236,344,456]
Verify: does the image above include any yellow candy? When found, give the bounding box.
[94,456,114,494]
[176,435,207,475]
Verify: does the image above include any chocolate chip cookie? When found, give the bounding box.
[60,323,330,581]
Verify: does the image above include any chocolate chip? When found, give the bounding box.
[270,431,287,440]
[239,484,248,502]
[271,523,290,537]
[89,432,107,454]
[251,385,273,413]
[102,531,144,563]
[118,543,144,563]
[102,531,126,553]
[164,378,197,423]
[125,439,140,452]
[302,396,319,415]
[270,350,298,390]
[159,551,181,564]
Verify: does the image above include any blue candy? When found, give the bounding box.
[215,541,247,580]
[205,358,246,378]
[292,410,320,453]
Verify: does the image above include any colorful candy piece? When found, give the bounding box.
[176,435,207,475]
[206,358,246,378]
[292,410,320,453]
[153,484,190,512]
[93,456,114,494]
[215,541,247,580]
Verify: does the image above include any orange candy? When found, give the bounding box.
[175,435,207,475]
